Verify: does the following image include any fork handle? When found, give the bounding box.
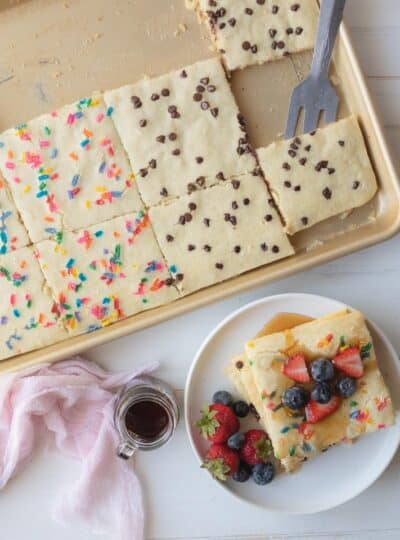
[310,0,346,79]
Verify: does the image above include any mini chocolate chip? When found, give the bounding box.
[328,168,336,175]
[224,213,231,222]
[295,27,303,35]
[232,201,238,210]
[196,176,206,186]
[201,101,210,110]
[269,28,277,38]
[284,180,292,188]
[245,7,253,14]
[139,168,148,178]
[193,93,202,102]
[215,263,224,269]
[156,135,166,143]
[282,162,291,170]
[235,360,244,369]
[315,160,328,171]
[234,245,241,253]
[242,41,251,50]
[251,44,258,53]
[151,93,160,101]
[200,77,210,85]
[165,278,174,286]
[310,130,316,136]
[260,242,268,251]
[272,5,279,14]
[338,140,345,146]
[176,273,184,281]
[299,157,307,165]
[277,41,285,50]
[219,22,226,29]
[288,149,297,158]
[131,96,142,108]
[160,187,168,197]
[231,180,240,189]
[228,17,236,27]
[204,244,212,252]
[203,218,210,227]
[171,110,180,119]
[230,216,237,225]
[149,159,157,169]
[178,215,186,225]
[265,214,273,222]
[271,41,277,49]
[161,88,170,97]
[188,202,197,211]
[290,142,298,150]
[305,144,311,152]
[196,84,205,93]
[272,245,280,253]
[196,156,204,164]
[172,148,181,156]
[188,244,196,251]
[294,185,301,192]
[139,119,147,127]
[243,198,250,205]
[180,70,187,78]
[352,180,360,190]
[301,217,308,225]
[208,84,216,92]
[286,27,294,34]
[291,3,300,11]
[166,234,174,242]
[211,107,219,117]
[322,187,332,200]
[294,137,301,145]
[184,212,192,222]
[216,171,225,180]
[168,132,177,141]
[187,183,197,193]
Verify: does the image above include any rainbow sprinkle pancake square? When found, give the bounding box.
[0,95,143,243]
[231,310,395,472]
[194,0,319,71]
[149,172,293,294]
[36,211,179,335]
[104,58,257,207]
[0,172,30,253]
[0,246,67,360]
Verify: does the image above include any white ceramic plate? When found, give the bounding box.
[184,293,400,514]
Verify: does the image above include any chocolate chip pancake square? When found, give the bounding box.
[0,95,143,243]
[257,116,378,235]
[195,0,319,71]
[0,246,67,360]
[36,211,179,336]
[149,173,294,294]
[104,58,257,207]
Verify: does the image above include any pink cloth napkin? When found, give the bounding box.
[0,356,158,540]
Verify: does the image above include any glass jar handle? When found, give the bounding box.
[116,441,137,460]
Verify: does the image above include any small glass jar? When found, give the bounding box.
[114,375,179,459]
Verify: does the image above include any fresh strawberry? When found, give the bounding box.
[305,395,341,424]
[196,403,239,443]
[333,347,364,378]
[203,443,240,481]
[240,429,272,466]
[282,353,310,383]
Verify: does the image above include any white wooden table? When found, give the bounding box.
[1,1,400,539]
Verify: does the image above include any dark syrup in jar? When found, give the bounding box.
[125,400,169,441]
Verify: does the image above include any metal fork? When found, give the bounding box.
[285,0,346,139]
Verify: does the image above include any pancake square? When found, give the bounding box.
[0,246,67,360]
[36,211,179,336]
[257,116,378,234]
[194,0,319,71]
[244,310,395,472]
[104,58,257,206]
[0,95,143,243]
[149,172,294,294]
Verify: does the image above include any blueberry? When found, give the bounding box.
[212,390,233,407]
[227,432,245,450]
[336,377,356,398]
[282,386,310,410]
[311,382,332,404]
[252,462,275,485]
[310,358,335,382]
[233,400,250,418]
[232,462,251,483]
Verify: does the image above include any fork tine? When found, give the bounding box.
[303,107,321,135]
[284,97,301,140]
[324,100,339,125]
